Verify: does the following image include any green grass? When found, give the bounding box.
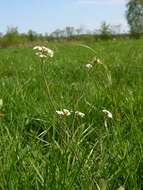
[0,39,143,189]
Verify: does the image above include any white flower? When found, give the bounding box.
[56,109,71,117]
[0,99,3,109]
[56,110,64,116]
[85,64,93,69]
[33,46,42,51]
[63,109,71,116]
[42,46,48,51]
[91,57,103,65]
[35,52,40,56]
[96,58,103,64]
[33,46,54,58]
[75,111,85,118]
[47,48,54,58]
[39,54,47,58]
[102,109,113,119]
[42,47,54,57]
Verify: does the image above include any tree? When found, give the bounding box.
[3,27,20,46]
[50,29,64,38]
[99,21,112,35]
[76,27,83,35]
[27,30,38,41]
[126,0,143,34]
[65,26,75,37]
[6,27,19,36]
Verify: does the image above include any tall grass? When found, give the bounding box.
[0,39,142,189]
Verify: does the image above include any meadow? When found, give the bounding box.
[0,39,143,190]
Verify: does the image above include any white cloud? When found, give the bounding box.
[77,0,128,5]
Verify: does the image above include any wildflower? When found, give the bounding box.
[75,111,85,118]
[63,109,71,116]
[56,109,71,117]
[85,57,103,70]
[56,111,64,116]
[33,46,54,58]
[33,46,42,51]
[85,64,93,70]
[102,109,113,119]
[0,99,3,109]
[96,58,103,64]
[39,54,47,58]
[44,48,54,58]
[91,57,103,65]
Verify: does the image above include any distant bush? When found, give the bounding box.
[0,27,26,47]
[0,26,143,48]
[0,27,46,48]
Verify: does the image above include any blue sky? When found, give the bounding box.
[0,0,128,34]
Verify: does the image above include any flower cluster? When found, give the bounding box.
[33,46,54,58]
[32,46,113,127]
[56,109,85,118]
[85,56,103,70]
[56,109,71,117]
[75,111,85,118]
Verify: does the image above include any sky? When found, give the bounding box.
[0,0,129,34]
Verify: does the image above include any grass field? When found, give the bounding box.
[0,39,143,189]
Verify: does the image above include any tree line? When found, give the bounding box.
[0,0,143,47]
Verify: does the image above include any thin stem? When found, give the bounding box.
[40,59,56,111]
[77,44,97,54]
